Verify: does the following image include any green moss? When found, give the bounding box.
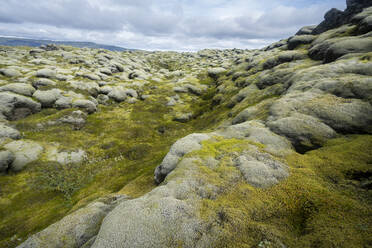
[197,135,372,248]
[2,46,371,248]
[187,136,265,160]
[0,67,228,246]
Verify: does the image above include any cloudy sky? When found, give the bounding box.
[0,0,346,51]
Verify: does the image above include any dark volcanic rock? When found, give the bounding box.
[313,0,372,34]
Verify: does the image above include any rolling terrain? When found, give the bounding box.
[0,0,371,247]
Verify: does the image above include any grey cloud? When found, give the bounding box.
[0,0,184,35]
[0,0,347,50]
[0,0,117,30]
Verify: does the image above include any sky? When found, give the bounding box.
[0,0,346,51]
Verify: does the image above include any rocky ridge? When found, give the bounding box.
[0,0,371,247]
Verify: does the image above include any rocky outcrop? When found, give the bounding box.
[36,68,56,78]
[0,83,36,97]
[0,123,21,140]
[4,140,43,171]
[0,92,41,120]
[33,89,62,107]
[154,133,211,184]
[17,196,128,248]
[313,0,372,34]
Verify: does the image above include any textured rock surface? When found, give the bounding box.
[36,68,56,78]
[234,152,288,188]
[268,114,337,152]
[4,140,43,171]
[0,83,36,97]
[0,92,41,120]
[17,196,127,248]
[0,123,21,140]
[154,133,211,184]
[33,89,62,107]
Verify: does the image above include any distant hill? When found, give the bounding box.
[0,36,132,51]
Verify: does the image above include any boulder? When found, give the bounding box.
[309,36,372,62]
[97,94,109,105]
[0,83,36,96]
[255,68,293,90]
[324,37,372,62]
[289,76,372,102]
[287,35,316,50]
[4,140,43,171]
[0,123,21,139]
[108,89,127,102]
[32,78,56,88]
[154,133,210,184]
[55,96,73,109]
[108,87,137,102]
[301,94,372,134]
[83,74,101,81]
[98,85,113,95]
[110,62,124,73]
[33,89,62,108]
[91,190,203,248]
[269,91,372,134]
[36,68,56,78]
[267,114,337,153]
[72,99,97,114]
[17,198,127,248]
[128,70,149,80]
[92,184,205,248]
[124,88,138,98]
[0,68,21,77]
[207,67,227,78]
[0,92,41,120]
[100,68,112,76]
